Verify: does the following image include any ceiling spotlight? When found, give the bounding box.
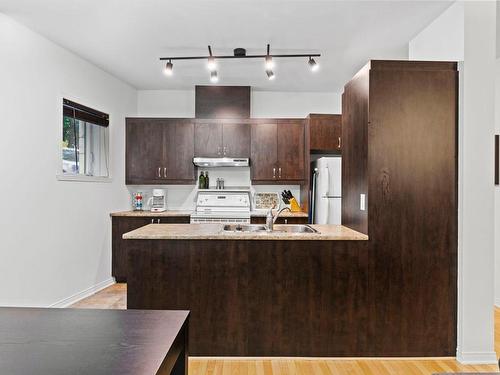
[265,56,274,70]
[308,56,319,72]
[266,69,275,80]
[265,44,274,70]
[207,46,217,71]
[207,56,217,71]
[210,70,218,83]
[164,60,173,76]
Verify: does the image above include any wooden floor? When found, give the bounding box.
[71,283,500,374]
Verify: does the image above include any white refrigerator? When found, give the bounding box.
[310,157,341,224]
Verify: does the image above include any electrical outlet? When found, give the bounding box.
[360,194,366,211]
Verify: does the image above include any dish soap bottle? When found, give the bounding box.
[198,171,205,189]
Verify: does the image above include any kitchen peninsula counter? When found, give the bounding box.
[124,222,370,356]
[123,223,367,241]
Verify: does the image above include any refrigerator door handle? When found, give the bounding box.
[311,168,318,224]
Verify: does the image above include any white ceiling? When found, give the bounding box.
[0,0,453,92]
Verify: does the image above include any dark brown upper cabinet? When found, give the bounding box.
[251,119,305,182]
[194,123,223,157]
[195,86,251,119]
[126,118,195,184]
[277,119,305,180]
[222,123,251,157]
[308,114,342,153]
[194,122,250,158]
[251,122,278,181]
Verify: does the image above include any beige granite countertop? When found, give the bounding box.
[111,210,309,218]
[249,210,309,218]
[110,210,192,217]
[123,223,368,241]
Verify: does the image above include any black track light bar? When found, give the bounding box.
[159,53,321,61]
[159,46,320,61]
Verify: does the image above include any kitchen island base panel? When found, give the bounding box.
[126,239,455,357]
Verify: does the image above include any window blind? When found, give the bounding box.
[63,99,109,127]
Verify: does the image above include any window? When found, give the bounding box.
[62,99,109,178]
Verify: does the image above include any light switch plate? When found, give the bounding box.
[360,194,366,211]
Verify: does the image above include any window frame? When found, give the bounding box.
[56,95,113,183]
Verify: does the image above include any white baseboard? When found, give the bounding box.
[49,278,115,308]
[456,350,497,364]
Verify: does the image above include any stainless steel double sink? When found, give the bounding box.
[223,224,319,234]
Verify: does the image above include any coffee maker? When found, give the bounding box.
[148,189,167,212]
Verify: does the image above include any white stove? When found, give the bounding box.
[190,190,251,224]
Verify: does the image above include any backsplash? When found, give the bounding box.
[127,167,301,211]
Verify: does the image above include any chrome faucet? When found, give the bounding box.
[266,206,291,231]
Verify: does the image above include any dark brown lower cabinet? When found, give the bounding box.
[127,236,456,357]
[112,216,190,282]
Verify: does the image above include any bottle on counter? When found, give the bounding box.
[198,171,205,189]
[133,192,143,211]
[205,171,209,189]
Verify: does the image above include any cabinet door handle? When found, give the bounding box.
[157,167,161,178]
[157,219,160,224]
[151,219,154,224]
[278,167,282,179]
[338,136,341,149]
[273,167,276,179]
[163,167,167,178]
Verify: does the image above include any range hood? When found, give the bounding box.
[193,157,249,167]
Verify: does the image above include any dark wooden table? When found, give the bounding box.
[0,307,189,375]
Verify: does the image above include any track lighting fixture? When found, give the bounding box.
[164,60,173,76]
[207,46,217,71]
[308,56,319,72]
[210,71,219,83]
[160,45,320,81]
[265,56,274,70]
[265,44,274,70]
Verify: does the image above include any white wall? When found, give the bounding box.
[137,89,194,117]
[495,1,500,310]
[496,59,500,308]
[0,13,137,307]
[409,2,464,61]
[251,91,341,118]
[137,89,341,118]
[409,0,497,364]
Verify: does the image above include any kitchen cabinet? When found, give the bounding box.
[194,122,250,158]
[126,119,195,184]
[194,123,222,157]
[341,60,458,355]
[308,114,342,153]
[165,121,196,180]
[250,120,305,182]
[112,215,190,282]
[222,123,251,157]
[277,119,305,180]
[126,119,163,184]
[250,122,278,180]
